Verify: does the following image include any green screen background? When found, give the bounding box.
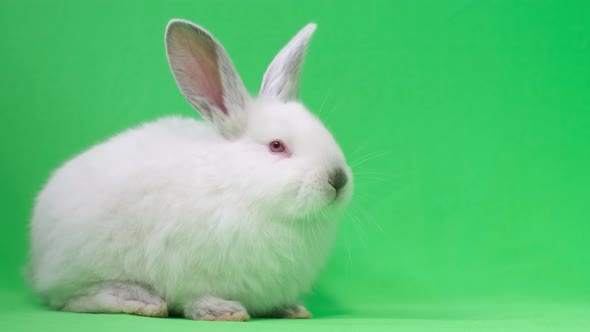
[1,0,589,331]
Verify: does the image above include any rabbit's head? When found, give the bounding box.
[166,19,352,220]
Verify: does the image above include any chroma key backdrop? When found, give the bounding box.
[1,0,590,331]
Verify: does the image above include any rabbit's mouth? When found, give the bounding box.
[290,166,353,213]
[329,167,354,206]
[331,183,353,208]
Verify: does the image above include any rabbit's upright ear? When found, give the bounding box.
[166,19,249,138]
[259,23,317,102]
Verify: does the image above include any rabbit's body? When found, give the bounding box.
[30,20,352,320]
[32,114,338,314]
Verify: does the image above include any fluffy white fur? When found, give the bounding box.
[30,19,352,319]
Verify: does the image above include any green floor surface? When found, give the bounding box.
[2,287,590,332]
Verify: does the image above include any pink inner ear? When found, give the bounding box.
[189,51,227,114]
[180,31,228,115]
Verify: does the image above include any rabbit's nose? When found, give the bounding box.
[328,168,348,192]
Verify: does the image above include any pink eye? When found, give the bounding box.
[269,140,286,153]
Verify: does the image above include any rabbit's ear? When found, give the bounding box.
[259,23,316,102]
[166,19,249,138]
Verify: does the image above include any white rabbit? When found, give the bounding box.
[29,19,352,321]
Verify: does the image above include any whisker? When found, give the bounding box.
[352,176,396,185]
[349,205,386,235]
[352,171,399,177]
[340,220,353,266]
[350,150,393,168]
[344,210,367,249]
[316,89,333,119]
[322,104,340,118]
[348,139,372,158]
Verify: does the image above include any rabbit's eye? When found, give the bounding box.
[269,140,286,153]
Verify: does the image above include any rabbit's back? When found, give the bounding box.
[29,116,219,305]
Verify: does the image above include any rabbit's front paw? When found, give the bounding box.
[256,304,312,319]
[282,305,312,319]
[184,296,250,321]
